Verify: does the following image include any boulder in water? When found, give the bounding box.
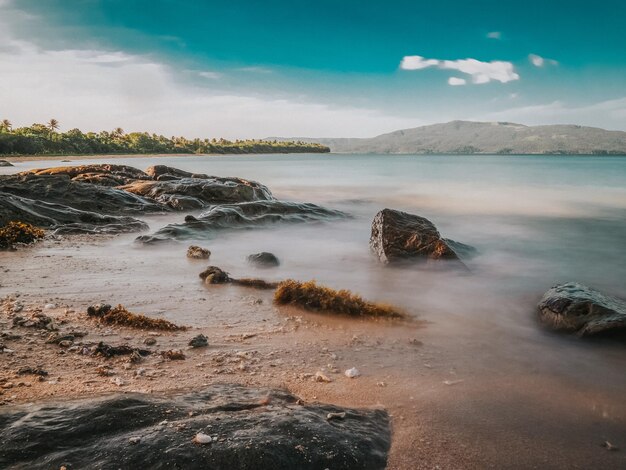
[187,245,211,259]
[0,384,390,470]
[538,282,626,336]
[369,208,462,265]
[0,160,13,167]
[247,252,280,267]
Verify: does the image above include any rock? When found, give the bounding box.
[0,160,13,167]
[162,349,185,360]
[0,192,149,234]
[0,385,390,469]
[187,245,211,260]
[138,200,347,243]
[188,334,209,348]
[145,165,209,180]
[326,411,346,420]
[143,337,157,346]
[344,367,361,378]
[21,164,152,186]
[16,366,48,377]
[119,176,273,210]
[0,174,164,215]
[44,303,56,310]
[369,208,463,265]
[538,283,626,336]
[193,432,214,445]
[247,252,280,268]
[314,371,332,383]
[87,304,113,317]
[199,266,231,284]
[94,342,151,358]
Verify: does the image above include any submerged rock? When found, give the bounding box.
[0,192,149,234]
[188,334,209,348]
[0,384,390,469]
[138,200,347,243]
[538,283,626,336]
[370,208,463,265]
[247,252,280,267]
[0,160,13,167]
[120,176,273,210]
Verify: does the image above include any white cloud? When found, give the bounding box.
[528,53,558,67]
[487,31,501,39]
[197,71,221,79]
[0,22,423,138]
[401,55,519,84]
[448,77,467,86]
[399,55,440,70]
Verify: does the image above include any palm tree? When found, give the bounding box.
[0,119,12,131]
[47,119,59,132]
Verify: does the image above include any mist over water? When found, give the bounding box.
[5,154,626,394]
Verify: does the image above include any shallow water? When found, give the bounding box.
[3,153,626,449]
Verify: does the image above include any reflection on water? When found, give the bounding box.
[3,153,626,394]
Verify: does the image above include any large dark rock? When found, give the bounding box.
[538,283,626,336]
[21,164,152,186]
[137,200,347,243]
[120,177,274,210]
[0,160,13,167]
[0,384,390,470]
[0,192,148,233]
[247,252,280,267]
[0,174,164,215]
[370,208,462,264]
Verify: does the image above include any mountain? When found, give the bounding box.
[269,121,626,155]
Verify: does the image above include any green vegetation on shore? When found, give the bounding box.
[0,119,329,156]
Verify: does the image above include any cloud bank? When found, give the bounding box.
[400,55,519,85]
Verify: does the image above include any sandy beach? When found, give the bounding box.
[2,231,625,469]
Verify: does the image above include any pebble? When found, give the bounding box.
[192,432,214,444]
[314,371,332,383]
[326,411,347,420]
[344,367,361,378]
[129,437,141,445]
[44,304,56,310]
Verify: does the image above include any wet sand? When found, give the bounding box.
[1,236,625,469]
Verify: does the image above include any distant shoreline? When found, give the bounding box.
[3,151,625,164]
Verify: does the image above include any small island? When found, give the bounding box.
[0,119,330,156]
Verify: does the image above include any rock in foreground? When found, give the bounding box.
[370,208,462,265]
[247,252,280,267]
[0,384,390,470]
[538,283,626,336]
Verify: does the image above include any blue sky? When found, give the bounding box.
[1,0,624,137]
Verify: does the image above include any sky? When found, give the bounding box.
[0,0,625,138]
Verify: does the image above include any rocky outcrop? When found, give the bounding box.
[0,174,163,214]
[145,165,209,180]
[137,201,347,243]
[0,384,390,470]
[120,177,273,210]
[538,283,626,336]
[370,208,462,264]
[247,252,280,267]
[21,164,152,186]
[0,192,148,234]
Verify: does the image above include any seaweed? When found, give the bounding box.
[0,221,44,249]
[273,280,406,319]
[199,266,277,289]
[87,304,186,331]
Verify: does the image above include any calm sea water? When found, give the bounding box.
[3,153,626,391]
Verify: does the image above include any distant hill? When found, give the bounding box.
[269,121,626,155]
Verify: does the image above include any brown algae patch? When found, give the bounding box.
[0,221,44,249]
[274,280,406,319]
[86,304,187,331]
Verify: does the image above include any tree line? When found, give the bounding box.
[0,119,330,155]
